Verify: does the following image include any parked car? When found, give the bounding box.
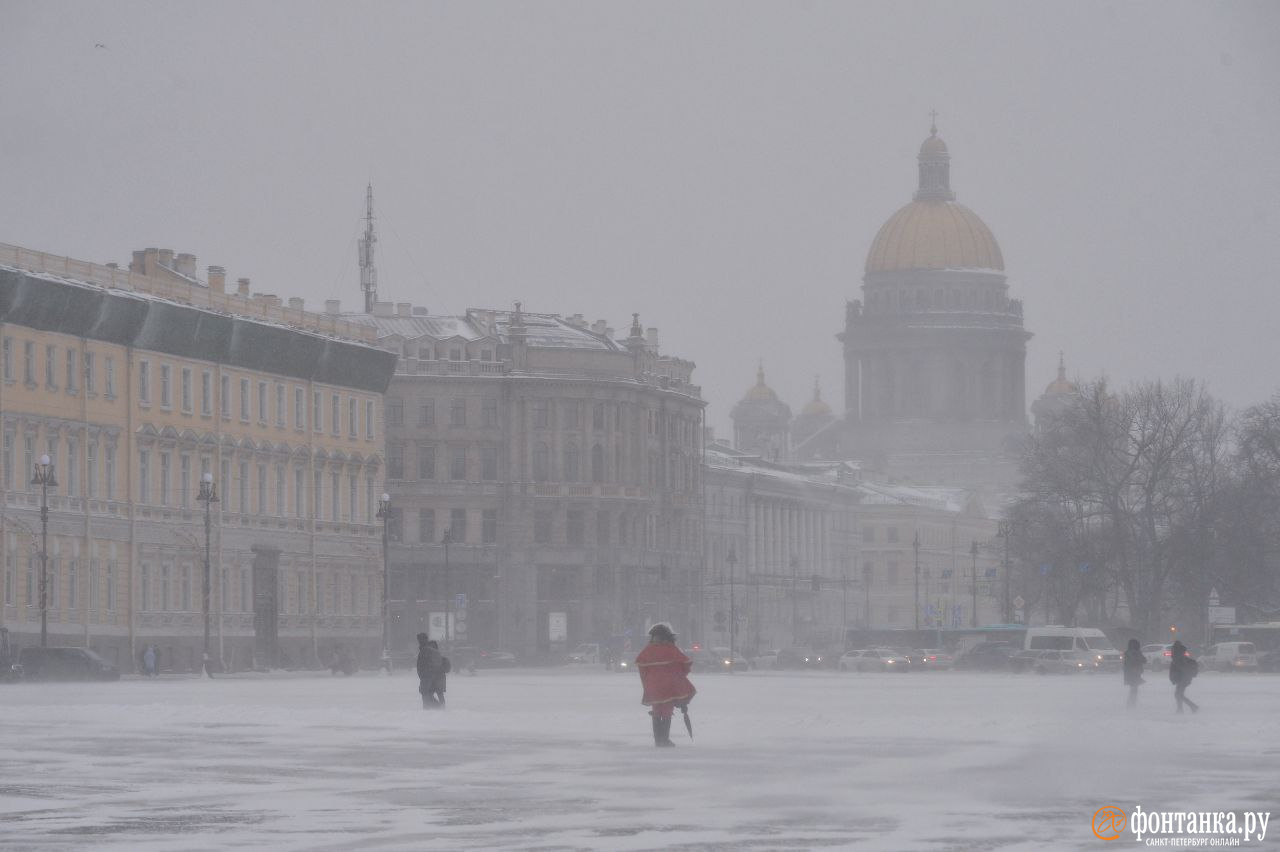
[1200,642,1258,672]
[1256,650,1280,673]
[452,646,518,669]
[954,642,1015,671]
[712,647,752,671]
[17,647,120,681]
[567,643,601,664]
[752,649,782,669]
[1141,643,1175,671]
[839,649,910,672]
[1008,648,1043,673]
[916,648,954,669]
[1030,650,1088,674]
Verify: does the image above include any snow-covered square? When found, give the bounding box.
[2,668,1276,851]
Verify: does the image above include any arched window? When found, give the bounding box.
[532,442,550,482]
[591,444,605,483]
[563,443,579,482]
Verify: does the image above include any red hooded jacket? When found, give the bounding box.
[635,641,696,707]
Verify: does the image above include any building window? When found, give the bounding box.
[417,444,435,480]
[65,438,78,496]
[482,509,498,544]
[862,526,875,543]
[450,446,467,481]
[331,394,340,435]
[181,564,191,611]
[450,508,467,543]
[238,461,249,513]
[159,364,171,407]
[84,352,96,394]
[450,398,466,427]
[160,564,170,611]
[565,401,581,429]
[45,344,57,389]
[313,470,323,519]
[387,445,404,480]
[240,378,250,420]
[105,445,115,498]
[591,444,605,483]
[365,400,375,438]
[563,444,579,482]
[532,443,550,482]
[596,510,610,545]
[276,384,286,426]
[201,371,212,414]
[348,398,357,436]
[481,398,498,428]
[418,509,435,544]
[258,382,268,423]
[178,367,191,412]
[417,400,434,427]
[533,402,550,428]
[480,445,497,481]
[887,526,899,543]
[106,561,115,611]
[2,432,11,491]
[23,341,35,385]
[593,403,605,431]
[566,510,584,545]
[220,374,230,417]
[1,336,10,380]
[313,390,323,432]
[331,471,340,521]
[294,467,305,516]
[86,440,97,498]
[276,465,285,516]
[534,510,552,544]
[258,464,268,514]
[159,452,170,505]
[295,387,305,430]
[140,564,150,611]
[139,450,150,503]
[348,474,357,523]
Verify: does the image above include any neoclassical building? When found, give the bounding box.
[0,244,395,671]
[834,123,1032,489]
[348,300,706,657]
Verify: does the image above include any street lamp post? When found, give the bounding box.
[726,545,737,675]
[970,541,979,628]
[196,472,219,677]
[998,520,1014,624]
[442,527,455,647]
[913,531,921,632]
[31,454,57,647]
[376,493,392,672]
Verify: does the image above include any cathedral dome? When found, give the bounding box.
[741,364,780,403]
[865,201,1004,273]
[865,122,1004,274]
[800,377,833,417]
[1043,354,1078,396]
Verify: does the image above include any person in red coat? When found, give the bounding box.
[635,622,696,747]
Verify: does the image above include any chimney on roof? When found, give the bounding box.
[175,253,196,278]
[325,299,341,315]
[412,306,428,316]
[396,302,412,318]
[106,262,119,270]
[288,297,304,310]
[237,277,250,297]
[373,301,394,318]
[132,248,161,276]
[605,326,615,339]
[264,295,282,307]
[158,248,174,269]
[207,266,226,293]
[592,319,607,335]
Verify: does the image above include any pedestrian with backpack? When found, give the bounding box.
[1169,640,1199,714]
[428,640,450,707]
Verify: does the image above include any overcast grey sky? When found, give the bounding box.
[3,1,1278,435]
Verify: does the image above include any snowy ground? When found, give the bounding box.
[1,667,1277,851]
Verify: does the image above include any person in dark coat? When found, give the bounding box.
[1168,640,1199,714]
[415,633,443,709]
[635,623,696,747]
[1122,639,1146,708]
[428,640,449,706]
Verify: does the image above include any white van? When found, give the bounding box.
[1200,642,1257,672]
[1024,627,1121,671]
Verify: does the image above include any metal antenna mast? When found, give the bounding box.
[359,183,378,313]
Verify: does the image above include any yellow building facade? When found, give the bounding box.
[0,245,396,671]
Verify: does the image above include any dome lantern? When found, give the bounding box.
[914,111,954,202]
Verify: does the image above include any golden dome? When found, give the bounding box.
[800,377,832,417]
[743,363,779,403]
[1043,353,1078,396]
[865,200,1004,274]
[919,133,948,156]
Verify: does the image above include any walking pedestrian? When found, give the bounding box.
[428,640,449,706]
[1122,638,1146,708]
[142,644,156,677]
[1168,640,1200,714]
[634,623,695,748]
[416,633,443,709]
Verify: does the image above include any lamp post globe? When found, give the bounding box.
[376,493,392,672]
[31,454,57,647]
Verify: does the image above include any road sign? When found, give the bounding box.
[1013,595,1026,609]
[1208,606,1235,625]
[455,594,467,608]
